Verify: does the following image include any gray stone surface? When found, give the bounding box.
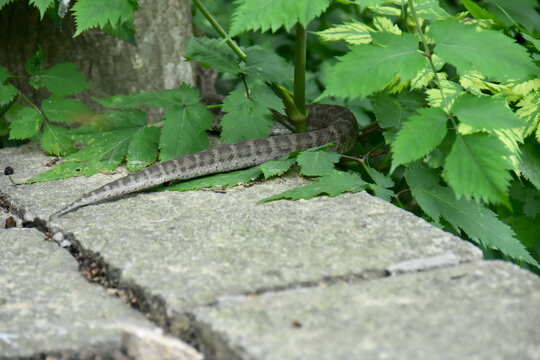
[1,144,481,322]
[0,228,162,359]
[192,261,540,360]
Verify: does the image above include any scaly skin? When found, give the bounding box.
[51,104,358,217]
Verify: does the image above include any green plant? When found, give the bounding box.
[0,0,539,271]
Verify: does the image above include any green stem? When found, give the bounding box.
[192,0,247,62]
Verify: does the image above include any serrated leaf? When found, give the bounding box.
[259,171,366,203]
[426,79,462,111]
[159,102,213,162]
[230,0,331,35]
[372,16,401,35]
[8,107,43,140]
[243,46,292,83]
[391,107,448,172]
[413,0,450,21]
[516,91,540,140]
[259,157,295,179]
[41,123,77,156]
[445,133,512,204]
[126,126,160,172]
[30,63,90,96]
[519,139,540,189]
[430,19,538,81]
[23,161,101,184]
[29,0,54,19]
[185,36,240,74]
[0,0,16,10]
[405,164,539,267]
[296,150,340,177]
[220,85,283,143]
[41,96,94,124]
[452,94,525,132]
[367,167,395,201]
[72,0,136,36]
[0,83,17,106]
[460,0,505,26]
[164,166,262,192]
[94,83,202,109]
[0,65,11,83]
[102,17,136,44]
[316,21,374,45]
[324,32,426,100]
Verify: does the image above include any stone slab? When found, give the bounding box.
[192,261,540,360]
[0,228,171,359]
[0,144,482,333]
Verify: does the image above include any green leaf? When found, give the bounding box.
[30,63,91,96]
[426,79,463,111]
[23,161,101,184]
[324,32,426,100]
[412,0,450,21]
[296,150,340,177]
[259,157,295,179]
[429,19,538,81]
[165,166,262,192]
[94,84,200,109]
[243,46,292,83]
[230,0,331,35]
[452,94,525,132]
[516,91,540,140]
[185,36,240,74]
[445,133,512,204]
[126,126,160,172]
[367,167,395,202]
[220,85,283,143]
[405,165,539,267]
[0,65,11,83]
[72,0,136,36]
[41,123,77,156]
[0,0,16,10]
[102,17,136,44]
[29,0,54,19]
[519,139,540,189]
[484,0,540,33]
[259,171,366,203]
[460,0,505,26]
[316,21,374,45]
[0,80,17,106]
[8,107,43,140]
[41,96,93,124]
[159,102,213,161]
[391,107,448,172]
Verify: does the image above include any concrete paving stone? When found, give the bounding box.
[0,143,482,335]
[192,261,540,360]
[0,228,200,359]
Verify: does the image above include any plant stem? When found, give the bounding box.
[192,0,247,62]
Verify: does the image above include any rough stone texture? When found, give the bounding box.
[1,144,482,330]
[0,0,193,118]
[192,261,540,360]
[0,228,161,359]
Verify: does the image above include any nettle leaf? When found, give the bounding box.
[445,133,512,205]
[164,166,262,192]
[160,102,213,162]
[41,123,77,156]
[29,0,54,19]
[391,107,448,172]
[367,167,395,202]
[296,150,341,177]
[259,157,296,179]
[259,171,367,203]
[243,46,292,83]
[220,85,283,143]
[324,32,426,100]
[316,21,374,45]
[230,0,331,35]
[126,126,160,172]
[185,36,240,74]
[405,165,539,267]
[94,83,201,109]
[8,107,43,140]
[452,94,525,132]
[41,96,94,124]
[30,63,90,96]
[430,19,538,81]
[72,0,136,36]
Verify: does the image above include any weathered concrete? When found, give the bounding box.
[192,261,540,360]
[0,228,163,359]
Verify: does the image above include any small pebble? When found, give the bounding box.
[4,166,14,175]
